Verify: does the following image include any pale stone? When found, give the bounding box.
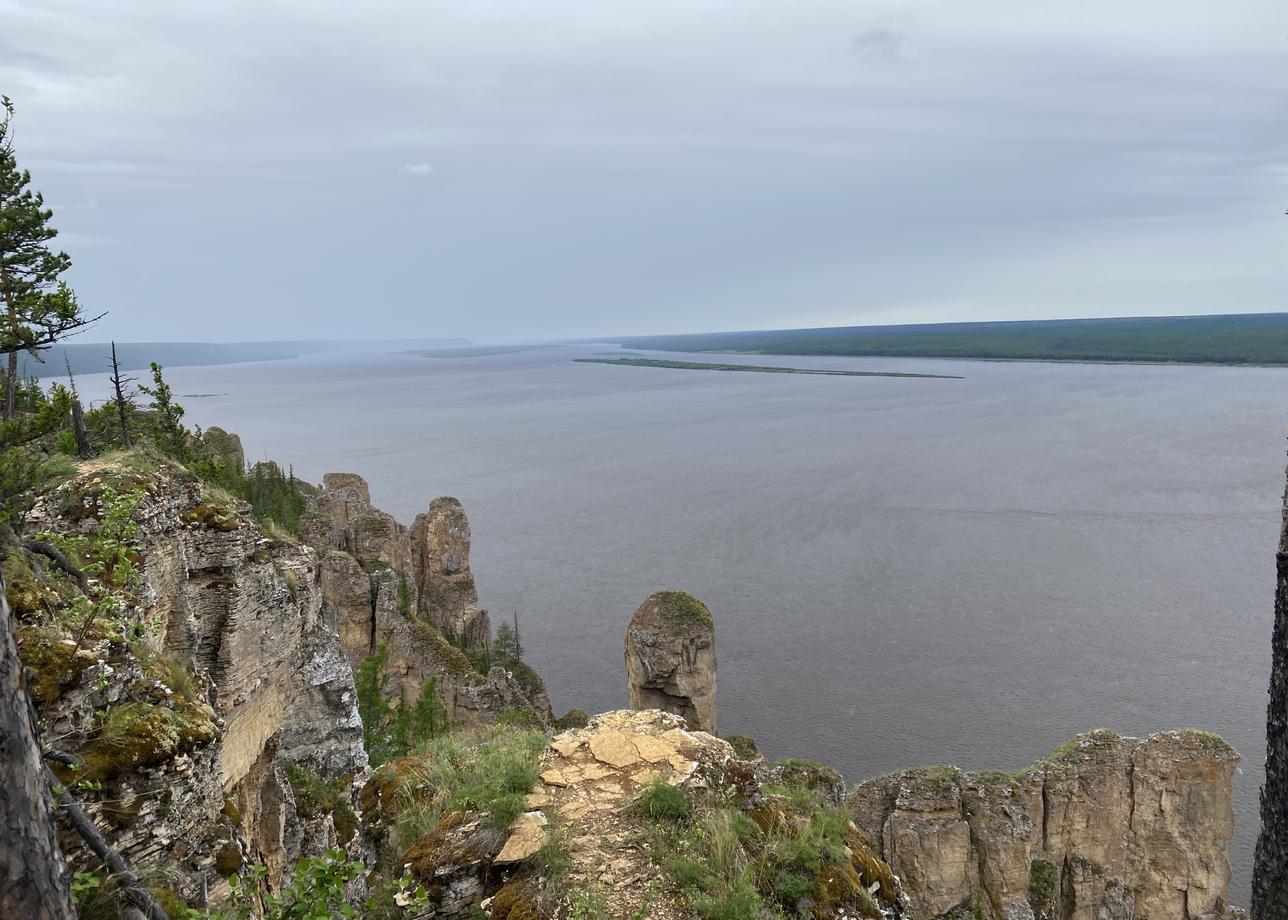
[494,811,548,864]
[589,731,643,769]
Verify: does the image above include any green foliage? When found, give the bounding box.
[645,790,883,919]
[0,377,77,523]
[615,312,1288,366]
[139,363,188,460]
[0,97,96,420]
[356,646,448,767]
[282,763,358,843]
[492,622,519,663]
[226,851,364,920]
[70,868,103,906]
[1029,858,1058,910]
[632,780,692,823]
[398,726,547,832]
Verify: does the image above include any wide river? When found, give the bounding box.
[88,345,1283,903]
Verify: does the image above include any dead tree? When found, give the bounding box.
[0,568,76,919]
[1253,462,1288,918]
[109,341,134,448]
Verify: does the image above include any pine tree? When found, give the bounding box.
[0,98,100,420]
[493,622,518,663]
[139,362,187,459]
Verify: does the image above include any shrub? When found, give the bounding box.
[632,780,691,823]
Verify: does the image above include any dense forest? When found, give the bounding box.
[613,313,1288,365]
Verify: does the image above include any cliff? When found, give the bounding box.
[4,451,1249,919]
[302,472,550,726]
[849,729,1243,920]
[12,453,367,906]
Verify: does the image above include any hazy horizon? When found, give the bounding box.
[4,1,1284,344]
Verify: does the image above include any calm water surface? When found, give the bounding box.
[87,346,1283,903]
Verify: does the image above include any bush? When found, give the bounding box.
[632,780,691,823]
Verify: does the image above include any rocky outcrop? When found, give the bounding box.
[397,709,905,919]
[17,455,367,905]
[625,590,717,733]
[1252,464,1288,919]
[303,473,544,727]
[409,496,490,647]
[849,728,1243,920]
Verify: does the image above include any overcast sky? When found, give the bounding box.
[3,1,1285,343]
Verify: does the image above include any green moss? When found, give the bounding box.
[1029,858,1058,909]
[180,501,241,532]
[408,621,483,685]
[773,759,845,800]
[17,626,96,704]
[724,735,760,760]
[282,762,357,843]
[4,551,60,618]
[78,698,218,780]
[215,842,243,876]
[648,590,713,628]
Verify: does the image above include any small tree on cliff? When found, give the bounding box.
[0,97,101,420]
[139,362,187,459]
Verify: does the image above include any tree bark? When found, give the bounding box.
[1253,462,1288,919]
[110,341,132,448]
[4,347,16,422]
[71,397,92,458]
[0,567,76,919]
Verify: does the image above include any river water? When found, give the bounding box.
[85,345,1282,903]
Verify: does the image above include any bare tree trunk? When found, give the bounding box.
[1253,463,1288,919]
[0,566,76,919]
[71,397,92,459]
[4,348,16,422]
[110,342,133,448]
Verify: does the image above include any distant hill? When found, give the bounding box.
[610,313,1288,365]
[18,338,470,379]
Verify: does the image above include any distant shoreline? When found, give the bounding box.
[574,357,962,379]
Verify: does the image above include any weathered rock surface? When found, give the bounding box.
[302,474,546,727]
[19,456,367,904]
[1252,463,1288,919]
[625,590,717,733]
[409,496,490,647]
[849,728,1244,920]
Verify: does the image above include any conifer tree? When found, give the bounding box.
[0,98,100,420]
[139,362,187,459]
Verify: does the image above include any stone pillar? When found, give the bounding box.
[624,590,716,734]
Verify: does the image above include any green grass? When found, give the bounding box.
[575,357,961,379]
[609,312,1288,365]
[397,725,547,832]
[632,780,692,823]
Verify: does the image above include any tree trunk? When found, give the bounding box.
[4,348,16,421]
[1253,463,1288,919]
[111,342,132,448]
[0,566,76,919]
[71,398,92,459]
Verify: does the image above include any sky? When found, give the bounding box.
[2,0,1285,343]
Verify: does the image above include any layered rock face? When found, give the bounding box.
[624,590,717,733]
[1252,468,1288,919]
[302,473,544,727]
[848,729,1243,920]
[19,456,367,903]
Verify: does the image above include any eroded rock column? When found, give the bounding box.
[624,590,716,733]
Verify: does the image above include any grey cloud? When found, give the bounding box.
[1,0,1283,343]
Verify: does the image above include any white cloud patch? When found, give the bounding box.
[399,162,433,176]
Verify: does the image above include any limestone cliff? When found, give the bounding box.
[625,590,717,733]
[848,729,1243,920]
[13,454,367,905]
[302,473,548,727]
